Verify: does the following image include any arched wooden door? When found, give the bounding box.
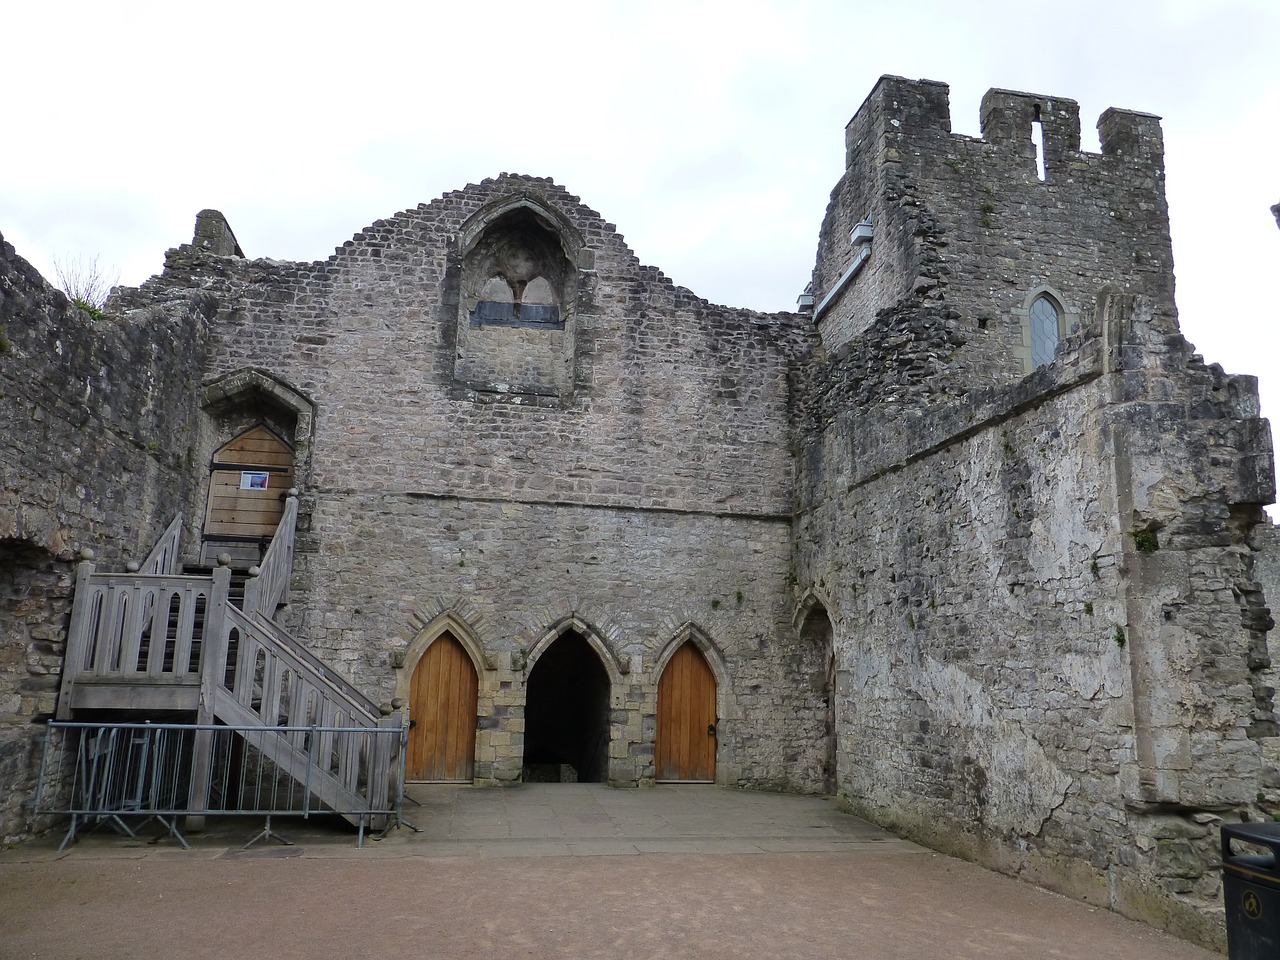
[656,642,717,782]
[407,632,478,782]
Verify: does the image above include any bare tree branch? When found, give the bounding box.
[54,254,119,312]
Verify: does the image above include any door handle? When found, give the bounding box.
[707,723,717,737]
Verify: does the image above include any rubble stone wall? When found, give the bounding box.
[796,77,1276,949]
[0,234,209,842]
[1,75,1276,953]
[114,177,822,787]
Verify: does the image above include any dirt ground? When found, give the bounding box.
[0,850,1224,960]
[0,785,1225,959]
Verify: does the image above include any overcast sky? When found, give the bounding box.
[4,1,1277,443]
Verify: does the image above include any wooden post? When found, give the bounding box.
[369,707,401,832]
[55,552,97,721]
[186,563,232,831]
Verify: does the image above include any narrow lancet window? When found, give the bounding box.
[1029,294,1060,368]
[1032,103,1046,181]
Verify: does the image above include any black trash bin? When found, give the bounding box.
[1222,822,1280,958]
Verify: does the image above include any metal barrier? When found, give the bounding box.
[34,721,406,851]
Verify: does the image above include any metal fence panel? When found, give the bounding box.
[34,721,406,850]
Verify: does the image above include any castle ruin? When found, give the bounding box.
[1,76,1275,948]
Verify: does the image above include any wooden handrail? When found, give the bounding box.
[140,514,184,576]
[61,500,400,829]
[216,604,381,726]
[241,496,297,619]
[242,610,381,717]
[202,604,395,825]
[56,567,228,719]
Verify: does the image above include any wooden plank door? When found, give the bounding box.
[656,642,716,782]
[203,425,295,540]
[407,632,478,782]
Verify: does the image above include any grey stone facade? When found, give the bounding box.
[0,76,1275,949]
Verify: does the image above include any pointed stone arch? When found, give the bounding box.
[522,615,621,782]
[794,595,838,795]
[202,367,316,468]
[654,621,735,722]
[525,614,626,708]
[197,369,316,567]
[1094,283,1128,375]
[793,589,839,633]
[458,195,585,267]
[396,612,486,783]
[453,195,586,398]
[653,622,727,783]
[395,609,493,705]
[1014,284,1079,375]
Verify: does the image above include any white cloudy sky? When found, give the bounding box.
[3,1,1277,424]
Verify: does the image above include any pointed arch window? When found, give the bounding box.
[1018,287,1074,375]
[1029,294,1061,368]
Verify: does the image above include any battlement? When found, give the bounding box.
[818,75,1175,375]
[845,75,1164,173]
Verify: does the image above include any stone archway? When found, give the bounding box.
[652,623,732,785]
[396,613,490,783]
[522,630,611,783]
[406,631,478,782]
[799,601,837,795]
[199,369,315,567]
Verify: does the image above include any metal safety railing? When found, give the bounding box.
[34,721,408,851]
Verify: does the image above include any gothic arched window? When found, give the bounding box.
[1028,293,1063,369]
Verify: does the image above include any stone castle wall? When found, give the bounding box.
[113,177,824,787]
[797,77,1275,947]
[813,77,1174,389]
[0,234,210,842]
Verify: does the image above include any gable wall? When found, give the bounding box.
[118,176,822,786]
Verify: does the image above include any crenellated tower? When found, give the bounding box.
[810,76,1174,385]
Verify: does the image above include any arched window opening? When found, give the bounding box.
[465,210,568,330]
[1029,294,1062,369]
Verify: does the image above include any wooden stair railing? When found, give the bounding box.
[140,513,184,576]
[191,604,397,825]
[58,500,400,830]
[56,564,220,717]
[240,494,297,620]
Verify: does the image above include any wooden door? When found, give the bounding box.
[656,642,717,782]
[407,633,478,782]
[203,425,295,539]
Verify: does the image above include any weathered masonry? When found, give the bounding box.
[1,75,1275,950]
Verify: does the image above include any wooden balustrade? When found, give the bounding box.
[56,564,230,717]
[241,495,297,619]
[140,514,184,576]
[59,503,398,828]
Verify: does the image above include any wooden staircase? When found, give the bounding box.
[55,501,401,829]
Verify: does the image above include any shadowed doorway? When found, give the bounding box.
[800,604,837,795]
[522,631,610,783]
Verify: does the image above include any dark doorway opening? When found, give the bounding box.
[522,631,610,783]
[800,604,837,795]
